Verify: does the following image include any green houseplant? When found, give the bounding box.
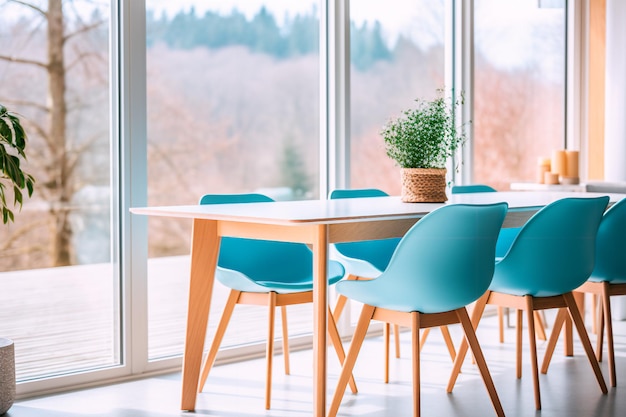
[381,90,467,202]
[0,104,35,224]
[0,104,34,415]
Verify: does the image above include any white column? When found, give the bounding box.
[604,0,626,181]
[604,0,626,318]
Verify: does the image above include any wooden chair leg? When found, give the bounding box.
[525,297,541,410]
[198,290,240,392]
[440,325,456,361]
[563,291,585,357]
[418,327,430,349]
[534,311,547,341]
[447,291,489,393]
[516,309,523,379]
[592,293,598,334]
[333,294,348,320]
[411,312,421,417]
[335,276,402,363]
[384,322,390,383]
[280,305,290,375]
[420,326,455,362]
[456,308,505,417]
[563,292,608,394]
[326,307,358,393]
[564,314,574,356]
[328,304,376,417]
[498,306,505,343]
[394,324,401,358]
[265,293,276,410]
[332,274,360,319]
[541,308,568,374]
[601,282,616,387]
[596,295,605,362]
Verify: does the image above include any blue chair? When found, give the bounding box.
[196,193,355,409]
[448,197,610,410]
[328,203,508,417]
[543,197,626,387]
[451,184,497,194]
[451,184,543,343]
[330,188,456,382]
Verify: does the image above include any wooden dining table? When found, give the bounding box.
[130,190,625,416]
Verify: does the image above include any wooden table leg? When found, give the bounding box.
[181,219,220,411]
[312,225,328,417]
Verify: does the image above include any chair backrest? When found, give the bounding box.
[329,188,398,272]
[373,203,508,313]
[450,184,514,257]
[329,188,389,199]
[495,196,609,296]
[451,184,497,194]
[592,198,626,282]
[199,193,314,284]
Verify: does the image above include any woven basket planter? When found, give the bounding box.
[401,168,448,203]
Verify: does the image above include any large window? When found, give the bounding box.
[0,0,574,396]
[0,1,119,381]
[473,0,566,189]
[349,0,445,194]
[343,0,446,325]
[144,0,321,359]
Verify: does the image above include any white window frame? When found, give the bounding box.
[15,0,583,398]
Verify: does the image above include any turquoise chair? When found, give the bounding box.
[196,193,355,409]
[448,197,610,411]
[328,203,508,417]
[543,197,626,387]
[330,188,456,382]
[451,184,542,343]
[451,184,497,194]
[329,189,402,373]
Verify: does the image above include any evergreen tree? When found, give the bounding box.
[145,7,393,70]
[279,138,311,198]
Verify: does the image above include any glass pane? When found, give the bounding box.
[146,0,320,359]
[473,0,566,189]
[0,1,117,381]
[347,0,445,324]
[349,0,446,193]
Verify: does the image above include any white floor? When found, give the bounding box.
[10,314,626,417]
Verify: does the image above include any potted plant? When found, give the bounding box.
[381,90,468,202]
[0,104,34,415]
[1,104,34,224]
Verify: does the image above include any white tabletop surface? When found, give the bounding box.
[130,191,626,225]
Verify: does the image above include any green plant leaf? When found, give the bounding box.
[0,104,35,224]
[381,90,469,169]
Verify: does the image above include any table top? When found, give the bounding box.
[510,182,586,192]
[130,191,626,225]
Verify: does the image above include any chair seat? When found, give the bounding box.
[488,264,592,298]
[337,276,471,314]
[487,280,568,298]
[217,261,345,293]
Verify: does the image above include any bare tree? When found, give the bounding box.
[0,0,107,266]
